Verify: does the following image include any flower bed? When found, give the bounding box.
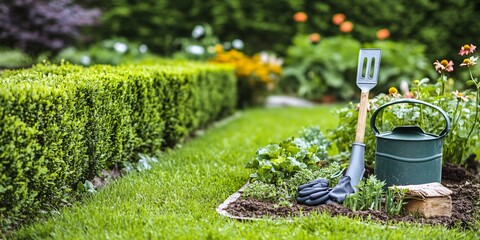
[223,163,478,228]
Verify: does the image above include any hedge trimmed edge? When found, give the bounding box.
[0,61,236,231]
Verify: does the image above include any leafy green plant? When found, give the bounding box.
[245,126,331,184]
[281,36,360,101]
[281,35,434,101]
[343,175,407,215]
[77,180,97,194]
[385,186,408,216]
[243,162,342,205]
[343,175,385,211]
[243,126,344,204]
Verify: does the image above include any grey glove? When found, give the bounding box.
[296,176,355,206]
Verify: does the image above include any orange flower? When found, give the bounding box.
[332,13,346,25]
[339,21,353,33]
[309,33,321,43]
[293,12,308,22]
[376,28,390,40]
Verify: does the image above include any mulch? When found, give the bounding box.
[223,163,479,228]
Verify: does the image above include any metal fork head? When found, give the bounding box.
[356,49,382,91]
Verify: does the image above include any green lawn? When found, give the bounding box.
[11,106,478,239]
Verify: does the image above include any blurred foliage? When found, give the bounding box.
[55,38,153,66]
[0,48,34,69]
[79,0,480,63]
[80,0,295,56]
[281,36,361,101]
[210,48,283,108]
[173,24,222,61]
[280,35,435,101]
[0,0,100,54]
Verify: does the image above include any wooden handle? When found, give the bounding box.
[355,91,369,143]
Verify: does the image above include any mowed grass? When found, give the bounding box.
[11,106,478,239]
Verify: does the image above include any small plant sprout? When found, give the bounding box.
[385,186,408,215]
[343,175,386,212]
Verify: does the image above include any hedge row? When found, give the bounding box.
[0,61,236,231]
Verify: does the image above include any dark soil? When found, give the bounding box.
[225,163,479,228]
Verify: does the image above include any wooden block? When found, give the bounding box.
[404,196,452,218]
[393,182,452,218]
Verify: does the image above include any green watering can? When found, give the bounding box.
[370,99,451,186]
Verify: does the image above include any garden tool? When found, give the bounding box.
[297,49,382,206]
[370,99,451,187]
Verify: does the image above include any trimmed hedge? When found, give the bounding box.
[0,61,236,231]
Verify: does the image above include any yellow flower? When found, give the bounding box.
[210,49,283,90]
[388,87,398,95]
[215,44,223,53]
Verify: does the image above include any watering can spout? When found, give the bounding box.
[345,142,365,192]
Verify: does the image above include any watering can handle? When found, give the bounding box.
[370,99,451,139]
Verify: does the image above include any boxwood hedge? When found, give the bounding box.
[0,61,236,231]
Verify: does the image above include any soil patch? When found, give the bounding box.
[224,163,479,228]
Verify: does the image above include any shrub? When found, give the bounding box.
[0,60,236,231]
[0,48,33,69]
[0,0,100,54]
[281,35,434,101]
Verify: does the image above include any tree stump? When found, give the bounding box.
[394,182,452,218]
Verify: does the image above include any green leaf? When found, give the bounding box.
[256,144,281,159]
[83,180,97,193]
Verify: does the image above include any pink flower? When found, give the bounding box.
[459,44,476,56]
[433,59,454,73]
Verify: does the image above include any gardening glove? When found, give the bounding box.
[296,178,332,205]
[296,176,355,206]
[325,176,355,203]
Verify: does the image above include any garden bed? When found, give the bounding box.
[221,163,479,228]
